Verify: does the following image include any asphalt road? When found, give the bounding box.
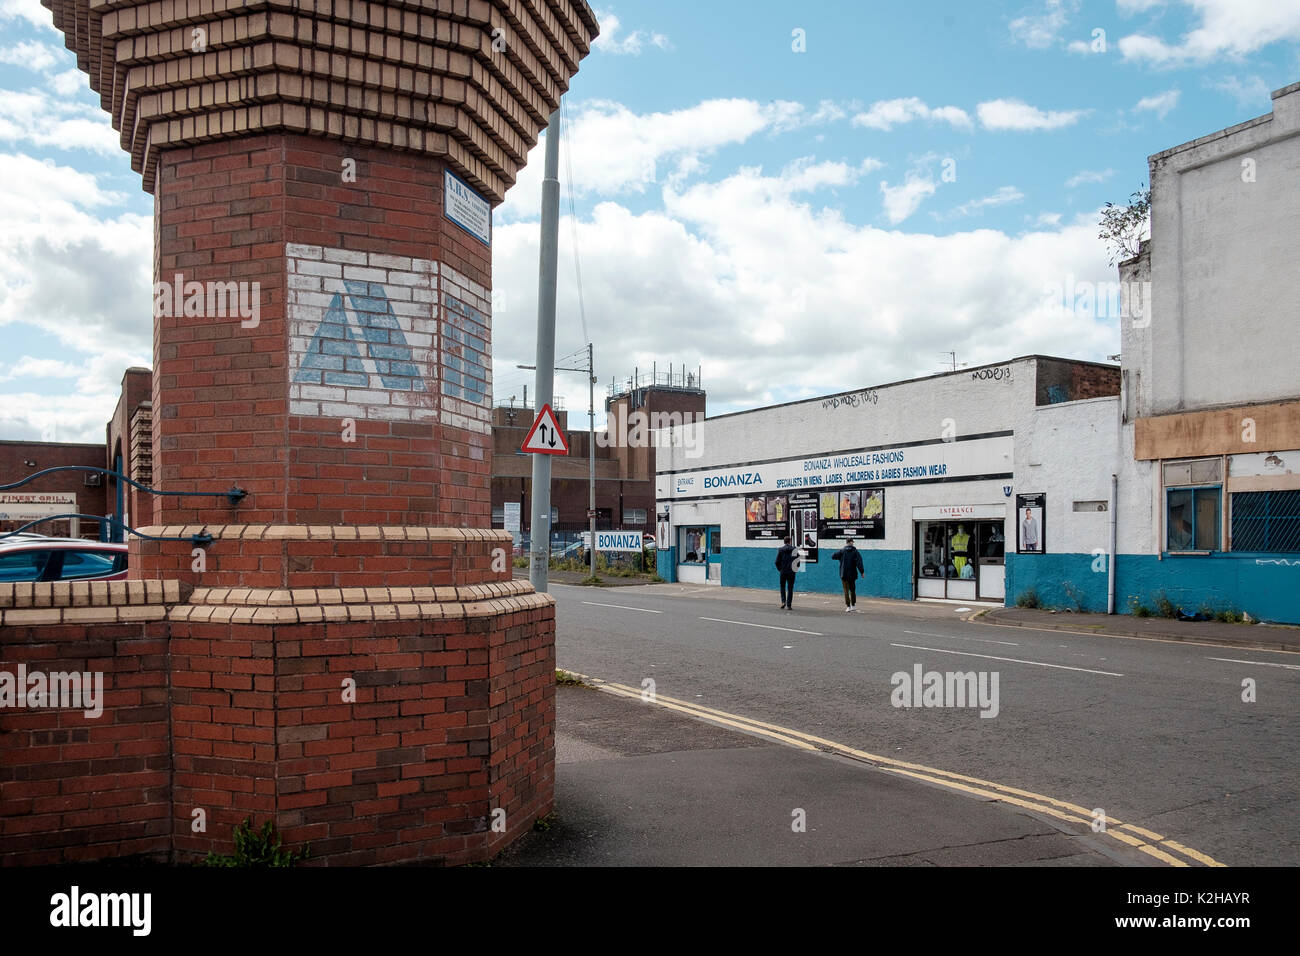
[550,581,1300,866]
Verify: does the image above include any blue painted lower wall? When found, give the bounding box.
[721,546,913,601]
[697,546,1300,624]
[657,547,677,582]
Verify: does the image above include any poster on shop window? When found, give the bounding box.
[817,485,885,540]
[744,494,788,540]
[788,492,819,563]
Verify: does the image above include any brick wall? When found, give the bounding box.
[2,580,554,867]
[1035,358,1121,406]
[106,368,154,533]
[0,441,107,539]
[148,134,494,537]
[492,475,656,534]
[0,618,170,865]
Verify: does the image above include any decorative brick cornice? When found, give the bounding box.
[0,576,552,626]
[0,579,187,610]
[41,0,598,199]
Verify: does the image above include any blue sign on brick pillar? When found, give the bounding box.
[296,281,424,392]
[286,244,439,422]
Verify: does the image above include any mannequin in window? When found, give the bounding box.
[951,524,971,576]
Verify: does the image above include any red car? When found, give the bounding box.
[0,537,128,583]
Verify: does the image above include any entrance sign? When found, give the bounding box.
[522,403,569,455]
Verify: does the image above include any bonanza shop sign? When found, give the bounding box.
[658,435,1012,501]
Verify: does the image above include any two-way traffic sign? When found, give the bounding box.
[521,403,570,455]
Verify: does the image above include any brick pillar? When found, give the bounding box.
[136,133,498,589]
[34,0,599,865]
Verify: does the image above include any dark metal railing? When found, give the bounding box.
[0,466,244,546]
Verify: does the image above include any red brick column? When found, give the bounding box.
[138,134,495,581]
[36,0,599,867]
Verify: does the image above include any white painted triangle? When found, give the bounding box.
[522,403,569,455]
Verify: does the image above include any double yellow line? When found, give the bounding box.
[564,670,1225,868]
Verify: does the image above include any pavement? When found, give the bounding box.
[495,682,1154,867]
[979,605,1300,652]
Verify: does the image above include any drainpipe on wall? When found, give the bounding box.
[1108,472,1118,615]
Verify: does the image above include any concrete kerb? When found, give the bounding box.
[975,606,1300,654]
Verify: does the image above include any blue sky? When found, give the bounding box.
[1,0,1298,438]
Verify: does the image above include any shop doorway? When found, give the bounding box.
[914,519,1006,602]
[677,524,721,585]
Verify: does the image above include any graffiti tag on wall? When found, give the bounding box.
[822,390,879,410]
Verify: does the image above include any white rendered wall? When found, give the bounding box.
[1144,83,1300,416]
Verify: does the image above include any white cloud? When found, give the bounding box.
[1009,0,1080,49]
[952,186,1025,217]
[491,167,1119,417]
[0,0,55,29]
[1118,0,1300,64]
[851,97,973,131]
[0,154,151,347]
[1034,212,1063,227]
[0,356,81,381]
[1134,89,1181,118]
[500,98,816,219]
[977,98,1088,130]
[880,174,938,225]
[1207,74,1273,110]
[0,154,152,439]
[591,10,671,55]
[0,39,60,71]
[51,69,85,97]
[1065,168,1115,188]
[0,89,120,154]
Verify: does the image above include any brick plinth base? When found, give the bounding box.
[1,578,555,866]
[130,525,514,591]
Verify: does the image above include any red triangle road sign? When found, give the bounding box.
[521,403,570,455]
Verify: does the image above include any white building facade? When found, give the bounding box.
[1111,81,1300,624]
[656,356,1124,610]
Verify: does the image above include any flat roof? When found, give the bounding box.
[1147,81,1297,164]
[0,439,105,449]
[701,354,1117,425]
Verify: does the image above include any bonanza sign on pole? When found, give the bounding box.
[594,531,643,552]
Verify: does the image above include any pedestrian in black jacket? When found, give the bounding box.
[775,536,797,609]
[832,538,865,611]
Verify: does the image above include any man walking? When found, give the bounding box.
[832,537,865,611]
[775,536,797,609]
